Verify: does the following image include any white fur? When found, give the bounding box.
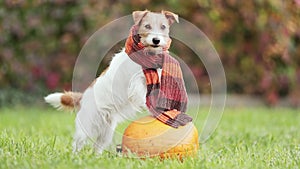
[44,93,64,110]
[45,10,174,154]
[72,49,161,153]
[44,50,150,153]
[144,33,167,47]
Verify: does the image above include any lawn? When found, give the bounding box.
[0,106,299,169]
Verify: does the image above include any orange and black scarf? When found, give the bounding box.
[125,25,192,128]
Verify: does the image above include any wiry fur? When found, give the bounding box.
[45,92,82,110]
[44,10,178,154]
[44,93,64,110]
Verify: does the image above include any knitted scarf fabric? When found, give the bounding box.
[125,25,192,128]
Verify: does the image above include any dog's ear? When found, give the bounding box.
[162,11,179,25]
[132,10,149,25]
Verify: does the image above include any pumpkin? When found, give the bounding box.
[122,115,199,160]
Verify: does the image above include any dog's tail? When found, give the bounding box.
[44,91,82,111]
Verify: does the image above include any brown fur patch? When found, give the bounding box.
[61,92,82,109]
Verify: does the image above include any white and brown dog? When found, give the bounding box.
[45,10,179,154]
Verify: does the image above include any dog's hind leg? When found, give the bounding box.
[93,118,117,154]
[72,119,88,153]
[72,87,98,153]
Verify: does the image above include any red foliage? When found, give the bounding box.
[0,0,299,106]
[46,73,60,91]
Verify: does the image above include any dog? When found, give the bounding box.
[45,10,180,154]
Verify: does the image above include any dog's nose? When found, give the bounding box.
[152,38,160,45]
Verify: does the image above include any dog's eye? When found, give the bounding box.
[161,24,166,30]
[145,24,152,29]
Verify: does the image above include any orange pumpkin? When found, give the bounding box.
[122,116,199,160]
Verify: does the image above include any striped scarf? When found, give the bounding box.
[125,25,192,128]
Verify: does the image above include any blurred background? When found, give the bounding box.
[0,0,299,107]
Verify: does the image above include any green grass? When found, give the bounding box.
[0,106,299,169]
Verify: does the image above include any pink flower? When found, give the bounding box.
[46,73,60,90]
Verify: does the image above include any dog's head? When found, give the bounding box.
[132,10,179,54]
